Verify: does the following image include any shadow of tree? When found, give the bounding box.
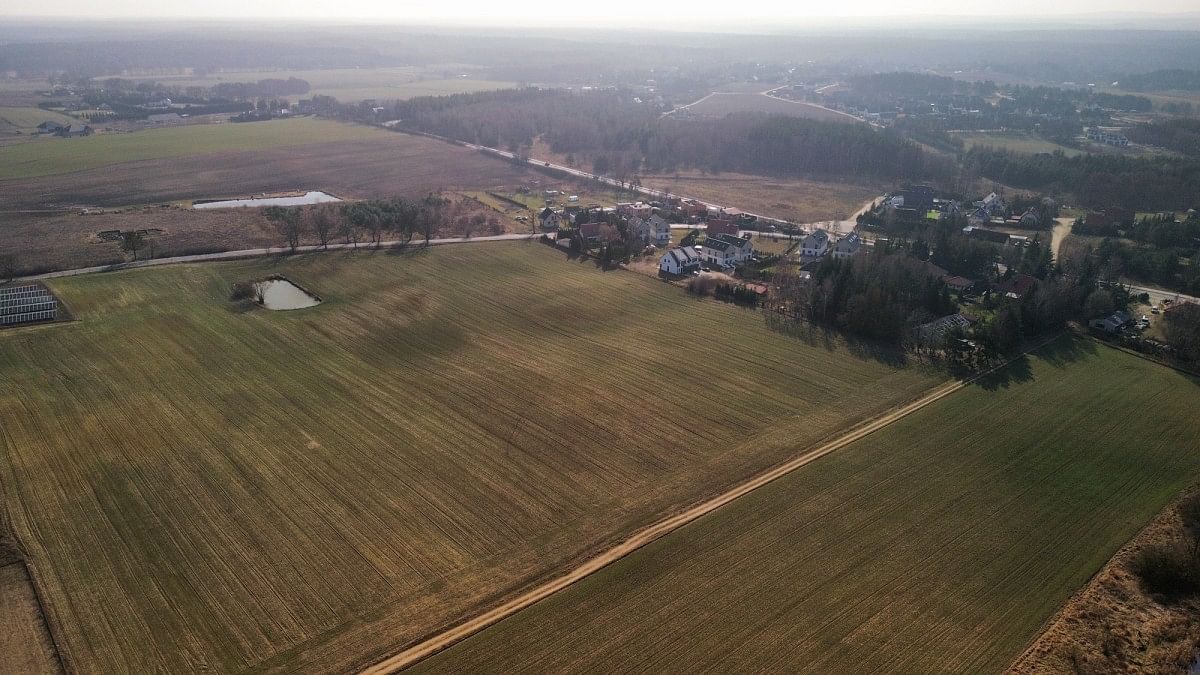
[763,313,910,368]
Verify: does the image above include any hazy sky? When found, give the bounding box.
[4,0,1200,23]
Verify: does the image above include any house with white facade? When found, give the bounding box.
[659,246,701,275]
[701,233,753,268]
[799,229,830,258]
[646,214,671,246]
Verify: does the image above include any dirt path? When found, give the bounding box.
[361,339,1056,674]
[1051,217,1073,258]
[10,233,542,284]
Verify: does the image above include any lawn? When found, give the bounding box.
[0,117,388,180]
[951,130,1082,157]
[415,336,1200,674]
[0,243,941,674]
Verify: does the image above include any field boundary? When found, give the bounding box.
[361,334,1063,674]
[1006,482,1200,673]
[6,233,541,285]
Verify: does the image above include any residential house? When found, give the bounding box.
[627,216,650,244]
[943,275,975,294]
[799,229,830,258]
[1089,310,1133,334]
[56,124,93,138]
[659,246,702,275]
[974,192,1005,217]
[1086,127,1129,147]
[540,209,562,231]
[617,201,653,219]
[831,233,863,260]
[679,199,708,219]
[705,218,739,238]
[646,214,670,246]
[701,233,754,268]
[995,273,1038,299]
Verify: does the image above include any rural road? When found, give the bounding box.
[760,86,866,124]
[360,336,1057,674]
[13,233,543,283]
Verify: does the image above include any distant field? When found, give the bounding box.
[952,130,1082,156]
[0,117,387,180]
[125,67,516,103]
[0,244,941,673]
[416,336,1200,674]
[686,92,856,123]
[641,170,880,224]
[0,106,76,134]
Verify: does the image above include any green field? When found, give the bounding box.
[0,117,388,180]
[124,67,516,104]
[0,243,941,673]
[952,130,1082,156]
[0,106,77,133]
[416,336,1200,674]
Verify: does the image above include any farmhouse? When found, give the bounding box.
[800,229,830,258]
[659,246,702,275]
[701,233,753,268]
[831,233,863,260]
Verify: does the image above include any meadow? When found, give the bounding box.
[415,336,1200,674]
[0,106,77,136]
[0,243,941,673]
[951,130,1082,156]
[0,117,388,180]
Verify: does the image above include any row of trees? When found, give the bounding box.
[262,195,453,252]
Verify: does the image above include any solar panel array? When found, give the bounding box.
[0,285,59,326]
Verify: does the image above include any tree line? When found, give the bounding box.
[962,147,1200,210]
[386,88,947,182]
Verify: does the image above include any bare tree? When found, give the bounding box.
[120,230,146,261]
[0,253,17,282]
[265,206,302,253]
[310,205,334,250]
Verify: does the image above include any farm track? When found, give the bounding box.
[363,338,1057,674]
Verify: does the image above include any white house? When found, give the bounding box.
[701,233,754,268]
[800,229,830,258]
[659,246,701,275]
[831,233,863,260]
[541,210,562,231]
[646,214,671,246]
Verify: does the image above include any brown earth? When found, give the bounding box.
[1008,485,1200,674]
[0,563,62,675]
[0,134,534,211]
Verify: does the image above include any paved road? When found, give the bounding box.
[12,233,542,284]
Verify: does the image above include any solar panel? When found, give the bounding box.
[0,284,42,297]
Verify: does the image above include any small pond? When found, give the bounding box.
[194,191,341,210]
[255,278,321,311]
